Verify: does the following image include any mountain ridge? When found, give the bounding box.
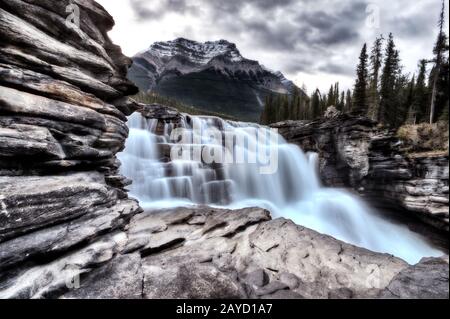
[128,38,307,121]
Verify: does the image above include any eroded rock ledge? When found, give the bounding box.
[1,206,447,299]
[272,115,449,232]
[0,0,142,297]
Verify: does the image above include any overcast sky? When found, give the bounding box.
[96,0,448,93]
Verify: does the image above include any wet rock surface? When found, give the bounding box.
[1,206,440,299]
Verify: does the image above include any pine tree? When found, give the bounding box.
[394,73,412,127]
[345,89,353,113]
[338,91,345,111]
[327,85,334,106]
[334,83,340,106]
[411,60,429,124]
[320,92,328,115]
[260,96,269,124]
[368,35,384,120]
[405,75,416,124]
[429,0,449,123]
[379,33,401,126]
[436,56,449,122]
[280,95,290,121]
[391,51,408,128]
[292,93,298,120]
[260,94,274,124]
[311,89,321,119]
[353,43,369,114]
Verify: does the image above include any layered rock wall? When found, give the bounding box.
[273,115,376,188]
[0,0,142,295]
[364,134,449,231]
[273,115,449,232]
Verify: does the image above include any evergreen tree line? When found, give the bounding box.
[260,88,311,124]
[260,2,448,127]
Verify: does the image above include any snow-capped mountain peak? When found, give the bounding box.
[149,38,244,65]
[128,38,308,121]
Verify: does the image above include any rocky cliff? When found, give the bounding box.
[272,114,449,232]
[0,0,142,295]
[0,0,447,299]
[128,38,308,122]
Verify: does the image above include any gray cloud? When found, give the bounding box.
[122,0,448,91]
[130,0,199,20]
[318,62,355,76]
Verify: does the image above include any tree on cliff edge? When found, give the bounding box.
[409,60,429,124]
[353,43,369,114]
[368,35,384,120]
[429,0,449,123]
[311,89,321,119]
[345,89,353,112]
[379,33,401,126]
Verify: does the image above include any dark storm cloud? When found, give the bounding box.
[125,0,447,89]
[127,0,368,75]
[222,1,365,55]
[207,0,297,14]
[389,13,436,38]
[281,55,317,74]
[315,26,360,45]
[130,0,296,20]
[241,20,301,51]
[318,62,355,76]
[130,0,199,20]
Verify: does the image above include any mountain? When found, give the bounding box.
[128,38,307,121]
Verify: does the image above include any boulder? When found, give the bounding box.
[379,257,449,299]
[0,0,141,298]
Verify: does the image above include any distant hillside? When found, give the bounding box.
[128,38,307,122]
[133,92,239,121]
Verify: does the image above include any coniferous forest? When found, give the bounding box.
[260,3,449,128]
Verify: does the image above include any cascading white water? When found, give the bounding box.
[118,112,443,264]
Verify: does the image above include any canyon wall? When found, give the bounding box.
[0,0,447,299]
[273,114,449,232]
[0,0,142,297]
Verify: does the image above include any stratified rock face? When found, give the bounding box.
[128,38,307,121]
[1,206,441,299]
[272,115,449,232]
[364,135,449,231]
[272,115,377,188]
[0,0,142,296]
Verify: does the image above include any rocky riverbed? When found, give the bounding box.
[1,206,448,299]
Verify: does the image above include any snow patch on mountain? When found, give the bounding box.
[149,38,244,65]
[128,38,309,121]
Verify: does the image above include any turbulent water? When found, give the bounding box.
[118,112,443,264]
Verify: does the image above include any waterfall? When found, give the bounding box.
[118,112,443,264]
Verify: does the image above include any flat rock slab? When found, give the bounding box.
[0,206,448,299]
